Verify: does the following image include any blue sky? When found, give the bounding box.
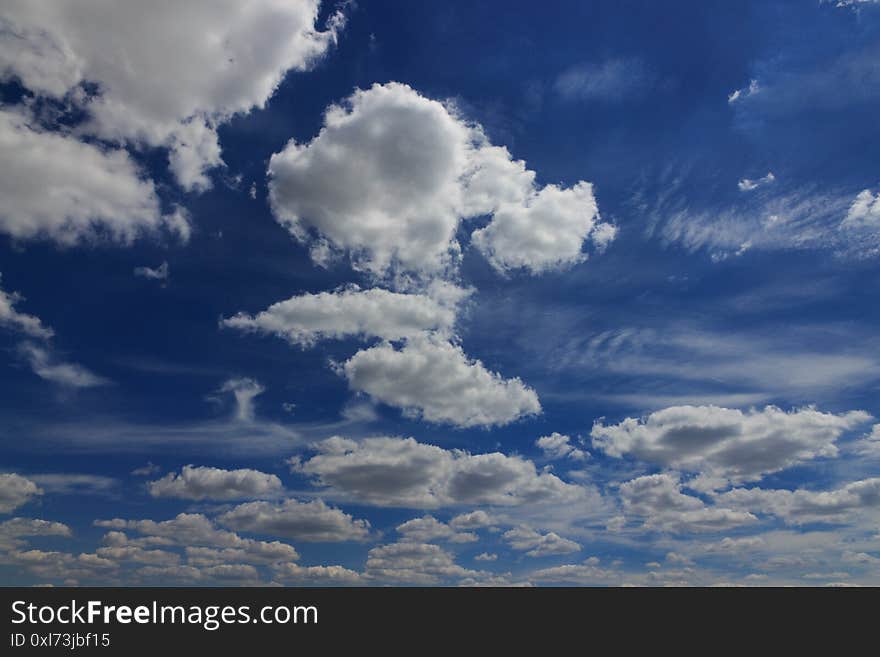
[1,0,880,586]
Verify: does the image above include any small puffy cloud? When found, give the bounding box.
[0,517,70,552]
[364,541,481,584]
[449,510,495,530]
[535,433,587,460]
[292,436,586,508]
[554,58,651,102]
[841,189,880,228]
[0,109,188,245]
[185,542,299,567]
[221,283,469,346]
[95,513,247,549]
[95,545,180,566]
[218,377,265,422]
[474,552,497,562]
[619,473,757,534]
[717,478,880,525]
[272,562,363,585]
[0,474,42,513]
[147,465,283,501]
[852,424,880,457]
[134,262,169,282]
[131,462,161,477]
[268,82,611,278]
[94,513,302,568]
[728,79,760,103]
[217,498,370,542]
[592,405,870,490]
[396,516,477,543]
[17,342,108,388]
[503,526,581,557]
[528,558,617,585]
[471,181,613,274]
[342,335,541,428]
[738,172,776,192]
[0,275,53,339]
[0,0,343,190]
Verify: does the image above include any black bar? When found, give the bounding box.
[0,587,873,652]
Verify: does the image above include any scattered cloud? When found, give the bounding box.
[147,465,283,501]
[396,515,478,543]
[222,283,469,346]
[0,274,53,339]
[364,541,482,584]
[592,405,871,490]
[17,342,108,388]
[0,109,189,245]
[217,499,371,542]
[717,478,880,525]
[554,58,652,102]
[268,82,612,279]
[291,436,587,508]
[738,172,776,192]
[618,473,757,533]
[0,0,345,191]
[342,335,541,428]
[133,262,169,283]
[218,377,265,422]
[535,433,587,461]
[503,526,581,557]
[0,473,42,513]
[728,79,760,104]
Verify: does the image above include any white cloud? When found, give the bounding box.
[131,462,161,477]
[221,282,469,346]
[471,181,613,274]
[852,424,880,457]
[217,498,370,542]
[0,517,70,551]
[717,478,880,525]
[528,558,617,585]
[728,79,760,103]
[133,261,169,282]
[95,513,248,549]
[554,58,651,102]
[0,0,343,190]
[218,377,265,422]
[27,474,117,496]
[272,562,363,585]
[17,343,107,388]
[17,342,107,388]
[364,541,481,584]
[396,516,477,543]
[185,542,299,567]
[95,545,180,566]
[503,526,581,557]
[592,405,870,490]
[0,474,42,513]
[738,172,775,192]
[291,436,586,508]
[268,82,612,278]
[535,432,587,461]
[474,552,497,562]
[842,189,880,228]
[93,513,303,566]
[449,510,495,529]
[619,473,757,533]
[0,109,189,245]
[147,465,283,501]
[342,335,541,428]
[0,275,53,339]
